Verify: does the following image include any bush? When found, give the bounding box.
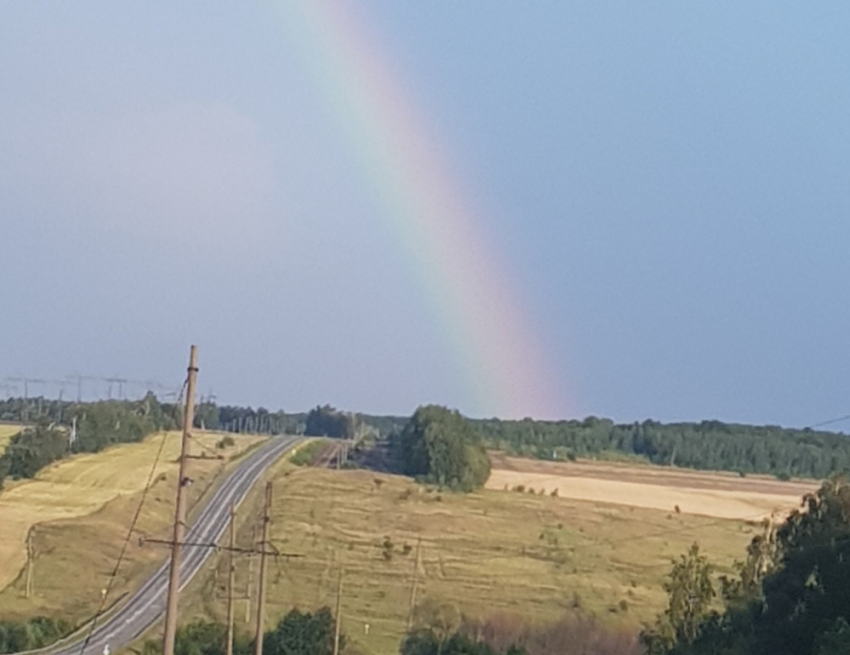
[0,423,69,488]
[0,617,72,654]
[217,435,235,449]
[382,536,394,561]
[402,611,641,655]
[290,440,327,466]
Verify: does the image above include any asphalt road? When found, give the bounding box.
[41,435,302,655]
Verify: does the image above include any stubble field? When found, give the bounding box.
[183,454,816,655]
[487,454,818,521]
[0,431,265,623]
[0,439,821,655]
[0,423,21,454]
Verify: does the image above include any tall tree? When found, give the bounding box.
[397,406,490,492]
[641,544,716,654]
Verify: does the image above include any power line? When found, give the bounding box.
[78,429,171,655]
[807,414,850,430]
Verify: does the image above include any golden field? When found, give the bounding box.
[182,457,814,655]
[0,431,265,623]
[0,423,22,454]
[486,455,818,521]
[0,442,819,655]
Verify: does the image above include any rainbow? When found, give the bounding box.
[274,1,565,419]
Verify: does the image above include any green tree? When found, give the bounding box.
[641,544,716,654]
[398,406,490,492]
[194,402,220,431]
[0,617,71,654]
[751,476,850,655]
[815,618,850,655]
[0,422,69,487]
[653,476,850,655]
[305,406,360,440]
[263,608,339,655]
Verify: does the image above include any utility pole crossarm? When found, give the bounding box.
[139,536,300,558]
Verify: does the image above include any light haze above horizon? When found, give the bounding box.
[2,2,849,428]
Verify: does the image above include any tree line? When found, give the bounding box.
[0,394,179,489]
[137,600,640,655]
[476,416,850,479]
[5,392,850,480]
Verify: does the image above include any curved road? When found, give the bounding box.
[43,435,302,655]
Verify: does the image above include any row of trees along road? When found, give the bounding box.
[643,475,850,655]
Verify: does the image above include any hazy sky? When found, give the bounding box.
[2,2,849,426]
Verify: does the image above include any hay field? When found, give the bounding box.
[487,456,818,521]
[0,424,22,454]
[0,431,264,621]
[184,466,787,655]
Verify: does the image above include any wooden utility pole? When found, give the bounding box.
[245,525,257,623]
[254,483,273,655]
[333,568,344,655]
[406,539,423,630]
[25,529,34,598]
[226,505,236,655]
[162,345,199,655]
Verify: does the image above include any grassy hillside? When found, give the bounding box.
[0,431,265,624]
[0,424,21,455]
[183,465,767,655]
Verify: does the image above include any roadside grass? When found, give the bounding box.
[185,467,759,655]
[0,431,265,625]
[289,438,327,466]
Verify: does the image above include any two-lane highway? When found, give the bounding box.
[41,435,302,655]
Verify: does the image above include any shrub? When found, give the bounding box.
[217,435,235,449]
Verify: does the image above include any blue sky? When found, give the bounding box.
[1,2,849,426]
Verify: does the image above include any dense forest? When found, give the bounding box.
[476,417,850,479]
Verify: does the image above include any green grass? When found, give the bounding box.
[289,438,327,466]
[184,467,758,655]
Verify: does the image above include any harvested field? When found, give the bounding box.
[184,465,776,655]
[0,431,264,612]
[0,423,21,454]
[487,455,818,521]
